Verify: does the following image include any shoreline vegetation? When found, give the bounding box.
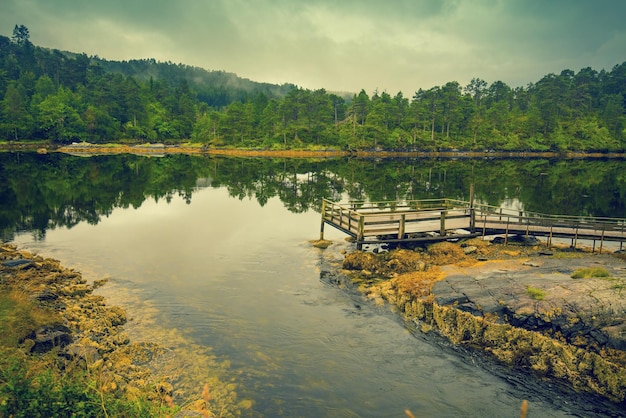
[2,141,626,159]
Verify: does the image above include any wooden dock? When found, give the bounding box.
[320,198,626,251]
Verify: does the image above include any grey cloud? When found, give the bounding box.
[2,0,624,95]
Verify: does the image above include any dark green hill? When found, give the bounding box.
[94,58,296,107]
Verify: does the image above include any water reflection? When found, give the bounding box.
[1,153,625,241]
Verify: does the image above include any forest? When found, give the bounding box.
[1,25,625,152]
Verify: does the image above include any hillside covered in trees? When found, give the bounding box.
[1,25,625,152]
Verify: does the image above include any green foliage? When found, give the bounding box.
[571,267,611,279]
[1,32,625,150]
[0,348,170,417]
[526,286,546,300]
[0,290,174,417]
[0,290,60,346]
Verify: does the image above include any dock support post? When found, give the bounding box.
[548,226,553,247]
[504,217,510,246]
[319,200,326,240]
[482,215,487,239]
[357,216,365,249]
[398,214,406,239]
[440,211,446,236]
[599,227,605,254]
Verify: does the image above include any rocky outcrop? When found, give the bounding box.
[341,241,626,403]
[432,257,626,352]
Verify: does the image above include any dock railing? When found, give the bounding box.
[472,202,626,251]
[321,198,626,251]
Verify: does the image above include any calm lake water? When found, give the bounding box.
[3,153,626,417]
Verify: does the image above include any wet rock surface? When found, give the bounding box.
[433,255,626,352]
[340,240,626,403]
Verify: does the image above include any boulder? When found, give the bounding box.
[463,245,478,255]
[27,324,72,353]
[2,259,34,268]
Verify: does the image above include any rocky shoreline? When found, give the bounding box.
[0,244,169,398]
[0,243,245,416]
[338,239,626,404]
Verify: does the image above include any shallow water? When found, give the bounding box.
[12,186,624,417]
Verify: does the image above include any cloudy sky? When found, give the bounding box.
[2,0,625,96]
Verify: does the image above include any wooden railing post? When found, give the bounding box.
[348,210,352,232]
[357,215,365,249]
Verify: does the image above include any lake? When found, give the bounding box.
[2,152,625,417]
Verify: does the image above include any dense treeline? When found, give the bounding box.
[1,25,625,151]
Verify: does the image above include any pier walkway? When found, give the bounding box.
[320,198,626,251]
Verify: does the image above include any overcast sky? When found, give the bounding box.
[2,0,625,96]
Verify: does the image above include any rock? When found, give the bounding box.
[27,324,72,353]
[491,235,539,246]
[491,236,506,244]
[518,235,540,246]
[32,289,59,302]
[463,246,478,255]
[64,344,102,363]
[107,306,128,326]
[2,259,34,268]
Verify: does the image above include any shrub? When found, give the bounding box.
[526,286,546,300]
[571,267,610,279]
